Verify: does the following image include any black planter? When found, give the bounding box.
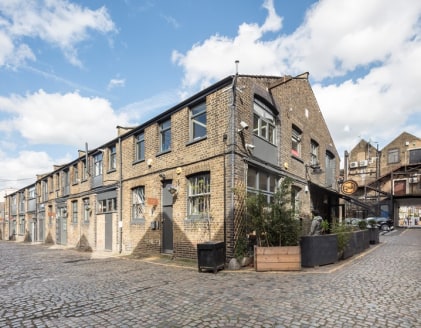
[368,228,379,244]
[300,234,338,267]
[197,241,225,273]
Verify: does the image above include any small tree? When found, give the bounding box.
[247,177,300,247]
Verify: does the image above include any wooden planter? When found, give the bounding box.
[254,245,301,271]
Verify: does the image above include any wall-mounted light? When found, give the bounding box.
[167,185,178,195]
[238,121,249,132]
[159,173,166,180]
[147,158,153,167]
[304,185,309,193]
[245,143,255,150]
[306,163,323,174]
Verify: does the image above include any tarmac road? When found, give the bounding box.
[0,228,419,327]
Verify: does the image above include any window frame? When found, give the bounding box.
[253,99,276,145]
[93,153,103,177]
[190,101,207,141]
[387,148,400,164]
[291,126,302,158]
[132,186,146,223]
[135,133,145,162]
[310,140,319,165]
[72,200,78,224]
[187,173,211,220]
[159,119,171,153]
[109,145,117,171]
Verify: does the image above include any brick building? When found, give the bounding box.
[344,132,421,226]
[3,73,340,260]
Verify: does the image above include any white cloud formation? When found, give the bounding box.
[172,0,421,161]
[0,0,116,67]
[0,90,130,148]
[107,78,126,90]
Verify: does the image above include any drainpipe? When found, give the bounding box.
[118,136,123,253]
[229,60,239,258]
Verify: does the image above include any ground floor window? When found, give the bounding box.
[187,172,210,220]
[247,166,278,203]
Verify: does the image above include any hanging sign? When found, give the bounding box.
[341,180,358,195]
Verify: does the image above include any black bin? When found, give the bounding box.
[197,241,225,273]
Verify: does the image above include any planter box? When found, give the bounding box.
[300,234,338,267]
[197,241,225,273]
[254,246,301,272]
[368,228,379,244]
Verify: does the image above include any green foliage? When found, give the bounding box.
[358,220,367,230]
[331,223,353,254]
[320,220,330,234]
[234,234,249,259]
[246,177,300,247]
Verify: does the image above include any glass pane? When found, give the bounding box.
[259,172,268,191]
[247,168,257,188]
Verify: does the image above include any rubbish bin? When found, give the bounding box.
[197,241,225,273]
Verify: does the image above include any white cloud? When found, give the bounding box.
[0,90,130,148]
[0,0,116,68]
[107,78,126,90]
[172,0,421,162]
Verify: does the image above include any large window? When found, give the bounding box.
[291,126,302,157]
[135,133,145,162]
[19,215,25,235]
[247,167,278,203]
[160,119,171,152]
[388,148,399,164]
[190,102,207,140]
[132,187,145,221]
[253,99,276,144]
[310,140,319,165]
[188,173,210,219]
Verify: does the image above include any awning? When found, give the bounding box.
[308,181,372,210]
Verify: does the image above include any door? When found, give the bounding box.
[105,213,112,251]
[162,180,174,253]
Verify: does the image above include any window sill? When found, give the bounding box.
[156,149,171,157]
[131,218,146,225]
[186,136,207,146]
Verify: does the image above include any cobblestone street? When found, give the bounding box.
[0,228,420,328]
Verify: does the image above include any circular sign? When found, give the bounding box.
[341,180,358,195]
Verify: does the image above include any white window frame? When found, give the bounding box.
[253,99,276,144]
[135,133,145,162]
[188,173,211,219]
[190,102,207,141]
[132,187,145,221]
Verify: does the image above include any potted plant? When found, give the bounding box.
[247,177,301,271]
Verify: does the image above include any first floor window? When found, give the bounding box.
[160,119,171,152]
[132,187,145,220]
[188,173,210,218]
[388,148,399,164]
[292,126,302,157]
[190,102,207,140]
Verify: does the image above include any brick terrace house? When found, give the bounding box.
[3,73,341,260]
[344,132,421,226]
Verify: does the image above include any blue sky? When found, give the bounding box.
[1,0,420,195]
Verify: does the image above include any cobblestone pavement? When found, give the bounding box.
[0,228,420,328]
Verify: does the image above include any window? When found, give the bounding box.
[18,192,25,212]
[41,180,48,202]
[160,119,171,152]
[132,187,145,221]
[28,186,35,199]
[72,201,78,224]
[190,102,207,140]
[62,170,70,195]
[325,151,336,188]
[292,126,302,157]
[409,148,421,164]
[188,173,211,219]
[72,164,79,184]
[94,153,103,177]
[98,198,117,213]
[19,215,25,235]
[310,140,319,165]
[388,149,399,164]
[83,199,90,223]
[81,160,87,181]
[135,133,145,161]
[109,145,117,170]
[247,167,278,203]
[253,99,276,144]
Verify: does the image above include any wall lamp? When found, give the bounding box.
[238,121,249,132]
[306,163,323,174]
[245,143,255,150]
